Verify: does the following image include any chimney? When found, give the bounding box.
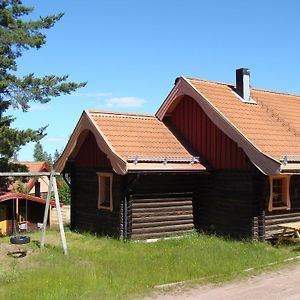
[236,68,251,101]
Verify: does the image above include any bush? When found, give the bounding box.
[58,181,71,205]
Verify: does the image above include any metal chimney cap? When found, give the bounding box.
[236,68,250,76]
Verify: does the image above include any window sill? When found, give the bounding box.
[98,205,113,211]
[269,206,291,211]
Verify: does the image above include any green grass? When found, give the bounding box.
[0,230,299,299]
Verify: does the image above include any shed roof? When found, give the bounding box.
[55,110,206,174]
[156,76,300,175]
[9,161,54,192]
[0,192,56,206]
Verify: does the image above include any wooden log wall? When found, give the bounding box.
[128,173,201,240]
[195,170,259,239]
[70,167,123,237]
[130,193,194,240]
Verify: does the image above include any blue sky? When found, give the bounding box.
[8,0,300,161]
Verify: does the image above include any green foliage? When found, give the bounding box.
[11,179,28,193]
[57,179,70,204]
[0,231,299,299]
[33,141,62,166]
[0,0,86,184]
[53,149,61,164]
[33,141,44,161]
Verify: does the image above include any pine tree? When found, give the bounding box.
[0,1,86,186]
[53,149,61,164]
[33,141,45,161]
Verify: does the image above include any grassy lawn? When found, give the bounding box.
[0,230,299,300]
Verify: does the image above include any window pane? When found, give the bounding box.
[102,177,111,205]
[98,173,112,210]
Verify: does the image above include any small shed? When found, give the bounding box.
[0,192,56,235]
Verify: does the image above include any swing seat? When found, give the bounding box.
[18,221,29,233]
[10,235,30,244]
[18,223,27,231]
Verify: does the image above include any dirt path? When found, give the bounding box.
[146,262,300,300]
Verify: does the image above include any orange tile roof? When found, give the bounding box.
[18,161,50,172]
[185,77,300,161]
[89,111,196,160]
[55,110,206,174]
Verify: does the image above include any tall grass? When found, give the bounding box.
[0,230,299,299]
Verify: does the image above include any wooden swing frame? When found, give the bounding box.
[0,171,68,255]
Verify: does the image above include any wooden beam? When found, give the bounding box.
[0,172,60,177]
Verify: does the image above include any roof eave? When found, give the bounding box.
[54,110,128,175]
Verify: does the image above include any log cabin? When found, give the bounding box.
[55,68,300,240]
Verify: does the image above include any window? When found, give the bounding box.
[97,173,113,211]
[268,176,291,211]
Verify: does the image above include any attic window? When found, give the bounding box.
[268,176,291,212]
[97,173,113,211]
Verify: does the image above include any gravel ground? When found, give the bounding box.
[146,262,300,300]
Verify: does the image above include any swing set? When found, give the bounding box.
[0,171,68,255]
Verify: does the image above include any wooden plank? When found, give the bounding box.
[132,205,193,213]
[132,209,193,218]
[132,214,193,223]
[132,219,193,229]
[131,229,194,240]
[132,223,194,234]
[132,200,192,209]
[131,197,192,203]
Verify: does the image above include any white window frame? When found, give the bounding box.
[268,175,291,212]
[97,172,113,211]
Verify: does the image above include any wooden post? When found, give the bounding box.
[40,171,68,255]
[16,197,19,223]
[40,172,53,249]
[52,174,68,256]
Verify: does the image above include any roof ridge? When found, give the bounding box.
[88,110,157,120]
[185,76,300,98]
[251,87,300,98]
[185,76,234,87]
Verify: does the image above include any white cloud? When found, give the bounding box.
[28,105,51,111]
[71,91,112,98]
[104,97,146,108]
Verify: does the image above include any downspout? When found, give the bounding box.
[121,173,141,241]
